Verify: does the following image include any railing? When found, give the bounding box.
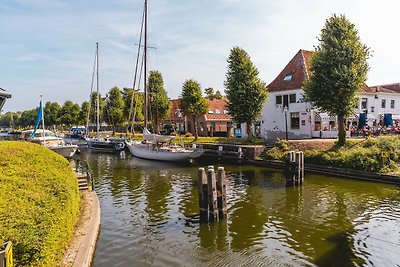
[0,241,13,267]
[73,159,94,191]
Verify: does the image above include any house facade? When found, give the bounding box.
[260,49,400,140]
[164,98,233,137]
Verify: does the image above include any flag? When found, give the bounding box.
[30,100,43,138]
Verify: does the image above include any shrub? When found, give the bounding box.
[185,132,193,138]
[0,141,80,266]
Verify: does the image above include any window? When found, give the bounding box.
[361,98,367,109]
[208,110,214,114]
[289,94,296,103]
[283,95,289,109]
[276,95,282,105]
[371,106,375,113]
[290,112,300,129]
[382,99,386,108]
[283,74,293,81]
[215,109,221,114]
[391,100,395,109]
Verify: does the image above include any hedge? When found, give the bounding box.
[0,141,80,266]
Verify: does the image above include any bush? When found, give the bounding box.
[185,132,193,138]
[0,141,80,266]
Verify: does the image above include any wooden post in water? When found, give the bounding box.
[198,168,209,223]
[285,151,296,183]
[216,167,227,220]
[295,151,304,183]
[207,166,219,222]
[286,151,304,185]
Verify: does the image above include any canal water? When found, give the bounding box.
[81,151,400,267]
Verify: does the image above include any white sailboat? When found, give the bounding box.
[126,0,203,162]
[27,96,78,159]
[86,42,125,153]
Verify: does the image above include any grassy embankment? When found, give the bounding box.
[0,141,80,266]
[264,136,400,175]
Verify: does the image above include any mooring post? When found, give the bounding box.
[295,151,304,183]
[198,168,209,223]
[286,151,296,183]
[216,167,227,220]
[207,167,219,222]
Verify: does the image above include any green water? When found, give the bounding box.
[83,151,400,266]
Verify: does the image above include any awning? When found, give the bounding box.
[315,113,330,122]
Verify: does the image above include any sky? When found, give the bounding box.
[1,0,400,112]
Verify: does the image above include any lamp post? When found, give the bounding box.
[284,106,288,140]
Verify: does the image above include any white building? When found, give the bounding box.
[260,49,400,140]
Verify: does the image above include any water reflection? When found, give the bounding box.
[82,152,400,267]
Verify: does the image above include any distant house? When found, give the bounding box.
[163,98,233,137]
[0,88,11,111]
[260,49,400,140]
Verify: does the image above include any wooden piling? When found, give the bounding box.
[295,151,304,183]
[216,167,227,220]
[286,151,304,185]
[207,167,219,222]
[198,168,209,222]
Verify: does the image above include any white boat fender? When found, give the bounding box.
[116,142,125,150]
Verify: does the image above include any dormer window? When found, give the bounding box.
[215,109,221,114]
[283,73,293,82]
[208,110,214,114]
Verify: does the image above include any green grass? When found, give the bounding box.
[265,137,400,175]
[0,141,80,266]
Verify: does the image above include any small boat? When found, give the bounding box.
[63,127,88,147]
[26,96,78,158]
[22,129,78,159]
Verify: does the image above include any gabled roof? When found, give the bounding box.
[267,49,313,92]
[165,99,184,121]
[365,85,398,94]
[371,83,400,93]
[204,98,232,121]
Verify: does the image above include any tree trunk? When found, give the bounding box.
[246,122,252,141]
[193,115,198,141]
[337,114,346,146]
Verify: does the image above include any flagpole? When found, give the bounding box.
[41,95,46,145]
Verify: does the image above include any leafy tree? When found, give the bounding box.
[122,88,143,133]
[224,46,268,141]
[80,101,90,126]
[204,87,223,99]
[60,100,81,127]
[105,87,125,135]
[44,102,61,129]
[89,92,105,126]
[148,71,171,134]
[0,112,15,127]
[179,79,208,140]
[17,109,37,128]
[303,14,370,146]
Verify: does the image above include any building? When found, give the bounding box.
[0,88,11,112]
[164,98,233,137]
[260,49,400,140]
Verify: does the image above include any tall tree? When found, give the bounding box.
[80,101,90,126]
[224,46,268,141]
[179,79,208,140]
[303,14,370,146]
[204,87,223,99]
[44,102,61,129]
[89,92,105,126]
[105,87,125,135]
[148,71,171,134]
[17,109,37,128]
[122,88,143,133]
[60,100,81,127]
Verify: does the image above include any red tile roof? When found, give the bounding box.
[371,83,400,93]
[268,49,372,93]
[267,49,313,92]
[366,85,398,94]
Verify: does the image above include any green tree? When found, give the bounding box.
[105,87,125,135]
[89,92,105,126]
[44,102,61,129]
[60,101,81,127]
[179,79,208,140]
[204,87,223,99]
[224,46,268,141]
[17,109,37,128]
[80,101,90,126]
[148,71,171,134]
[122,88,143,134]
[303,14,370,146]
[214,90,223,99]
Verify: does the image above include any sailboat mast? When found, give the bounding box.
[144,0,148,129]
[96,42,100,137]
[41,95,45,145]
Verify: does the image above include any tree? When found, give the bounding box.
[179,79,208,140]
[60,100,81,127]
[105,87,125,135]
[17,109,37,128]
[44,102,61,129]
[224,46,268,141]
[80,101,90,126]
[148,71,171,134]
[204,87,223,99]
[122,87,143,133]
[89,92,105,126]
[303,14,370,146]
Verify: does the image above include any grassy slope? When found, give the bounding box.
[265,137,400,175]
[0,141,80,266]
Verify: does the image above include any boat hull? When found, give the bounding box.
[87,139,125,152]
[126,141,203,162]
[49,145,78,158]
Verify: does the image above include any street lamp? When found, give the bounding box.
[284,106,288,140]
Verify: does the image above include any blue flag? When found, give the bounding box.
[30,100,43,138]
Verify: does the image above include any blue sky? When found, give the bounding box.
[1,0,400,112]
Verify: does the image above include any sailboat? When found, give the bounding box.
[125,0,204,162]
[26,96,78,158]
[86,42,126,153]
